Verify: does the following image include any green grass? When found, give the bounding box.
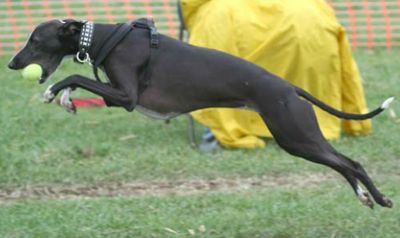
[0,49,399,237]
[1,181,399,238]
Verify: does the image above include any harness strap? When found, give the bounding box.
[93,23,133,69]
[88,18,160,93]
[132,19,160,48]
[91,23,133,82]
[132,18,159,93]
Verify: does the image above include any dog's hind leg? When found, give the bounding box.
[257,93,393,208]
[337,152,393,207]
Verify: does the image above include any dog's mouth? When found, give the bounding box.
[38,70,50,84]
[38,56,65,84]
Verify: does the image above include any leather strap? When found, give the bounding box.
[132,18,160,93]
[74,18,160,93]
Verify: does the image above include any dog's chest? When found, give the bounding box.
[135,105,180,120]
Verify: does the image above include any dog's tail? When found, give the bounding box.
[295,87,394,120]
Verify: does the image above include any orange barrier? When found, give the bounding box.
[0,0,399,56]
[0,0,178,56]
[329,0,400,48]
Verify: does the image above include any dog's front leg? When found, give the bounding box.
[59,87,76,114]
[44,74,137,111]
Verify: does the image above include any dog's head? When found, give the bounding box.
[8,19,85,83]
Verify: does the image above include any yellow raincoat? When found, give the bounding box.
[180,0,371,148]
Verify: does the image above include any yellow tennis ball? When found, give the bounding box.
[22,64,43,81]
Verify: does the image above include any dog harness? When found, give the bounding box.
[76,18,159,92]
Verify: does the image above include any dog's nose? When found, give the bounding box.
[8,59,18,70]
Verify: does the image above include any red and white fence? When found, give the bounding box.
[0,0,399,56]
[327,0,400,48]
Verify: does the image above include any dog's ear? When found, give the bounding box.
[58,19,84,39]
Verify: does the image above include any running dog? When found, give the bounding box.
[8,19,394,208]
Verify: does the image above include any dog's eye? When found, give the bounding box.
[30,36,40,43]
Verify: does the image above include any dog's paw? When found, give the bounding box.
[378,196,394,208]
[60,88,76,114]
[359,192,374,209]
[43,84,55,103]
[357,185,374,209]
[383,197,393,208]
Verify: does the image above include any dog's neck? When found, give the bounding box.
[88,24,117,56]
[75,23,119,64]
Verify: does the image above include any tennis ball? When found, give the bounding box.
[22,64,43,81]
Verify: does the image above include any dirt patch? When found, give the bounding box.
[0,173,334,202]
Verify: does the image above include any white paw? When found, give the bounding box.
[43,84,55,103]
[60,88,76,114]
[357,185,374,208]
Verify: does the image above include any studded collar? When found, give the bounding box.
[76,21,94,64]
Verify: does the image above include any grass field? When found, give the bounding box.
[0,49,399,237]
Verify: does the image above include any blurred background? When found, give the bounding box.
[1,0,400,55]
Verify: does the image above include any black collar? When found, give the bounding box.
[76,21,94,64]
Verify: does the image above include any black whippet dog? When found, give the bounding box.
[8,19,395,208]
